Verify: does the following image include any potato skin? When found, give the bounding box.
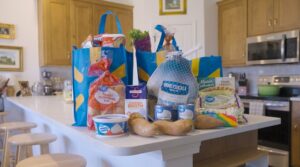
[194,115,224,129]
[154,120,193,136]
[129,113,159,137]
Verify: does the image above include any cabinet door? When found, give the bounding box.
[113,8,133,51]
[70,0,93,48]
[93,5,114,35]
[292,102,300,167]
[42,0,71,66]
[218,0,247,67]
[273,0,300,32]
[248,0,274,36]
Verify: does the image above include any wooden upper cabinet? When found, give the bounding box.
[70,0,93,48]
[248,0,274,36]
[38,0,71,66]
[248,0,300,36]
[218,0,247,67]
[273,0,300,32]
[93,5,114,35]
[113,9,133,51]
[38,0,133,66]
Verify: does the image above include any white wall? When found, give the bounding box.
[0,0,40,85]
[132,0,219,56]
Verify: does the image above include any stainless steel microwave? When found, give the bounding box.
[247,30,300,65]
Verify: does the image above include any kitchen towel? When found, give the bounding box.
[249,101,265,116]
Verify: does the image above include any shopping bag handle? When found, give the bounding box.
[155,25,179,52]
[98,11,123,34]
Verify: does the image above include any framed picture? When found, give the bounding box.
[159,0,187,15]
[0,23,16,39]
[0,46,23,71]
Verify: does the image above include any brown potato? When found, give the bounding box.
[194,115,225,129]
[154,120,193,136]
[129,113,159,137]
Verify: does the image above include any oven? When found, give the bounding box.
[242,99,290,167]
[243,99,291,150]
[247,30,300,65]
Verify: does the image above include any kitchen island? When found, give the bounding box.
[5,96,280,167]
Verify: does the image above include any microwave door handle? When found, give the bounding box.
[281,34,287,61]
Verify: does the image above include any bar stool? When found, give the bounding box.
[6,133,57,167]
[0,122,37,167]
[16,153,87,167]
[0,112,7,124]
[0,112,8,149]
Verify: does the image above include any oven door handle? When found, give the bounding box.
[258,146,289,156]
[281,34,287,61]
[264,103,287,107]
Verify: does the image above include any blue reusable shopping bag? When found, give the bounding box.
[136,25,179,82]
[72,11,132,126]
[197,56,223,79]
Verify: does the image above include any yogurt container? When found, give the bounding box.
[93,114,129,137]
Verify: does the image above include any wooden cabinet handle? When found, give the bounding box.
[268,20,273,27]
[294,124,298,130]
[273,19,278,26]
[67,52,71,60]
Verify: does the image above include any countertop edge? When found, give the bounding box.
[6,97,281,156]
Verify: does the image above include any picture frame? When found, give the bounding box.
[159,0,187,15]
[0,23,16,39]
[0,46,23,72]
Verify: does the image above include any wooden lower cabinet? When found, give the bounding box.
[193,131,267,167]
[218,0,247,67]
[292,101,300,167]
[38,0,133,66]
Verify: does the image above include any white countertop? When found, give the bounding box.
[6,96,280,156]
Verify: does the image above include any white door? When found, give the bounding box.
[150,20,202,59]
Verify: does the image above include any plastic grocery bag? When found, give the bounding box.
[136,25,179,83]
[72,11,132,127]
[147,52,198,108]
[87,50,125,130]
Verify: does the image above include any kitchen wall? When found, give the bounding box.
[0,0,40,85]
[224,64,300,95]
[132,0,219,56]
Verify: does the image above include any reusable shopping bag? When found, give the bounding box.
[72,11,132,126]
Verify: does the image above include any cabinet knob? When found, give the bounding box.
[268,20,273,27]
